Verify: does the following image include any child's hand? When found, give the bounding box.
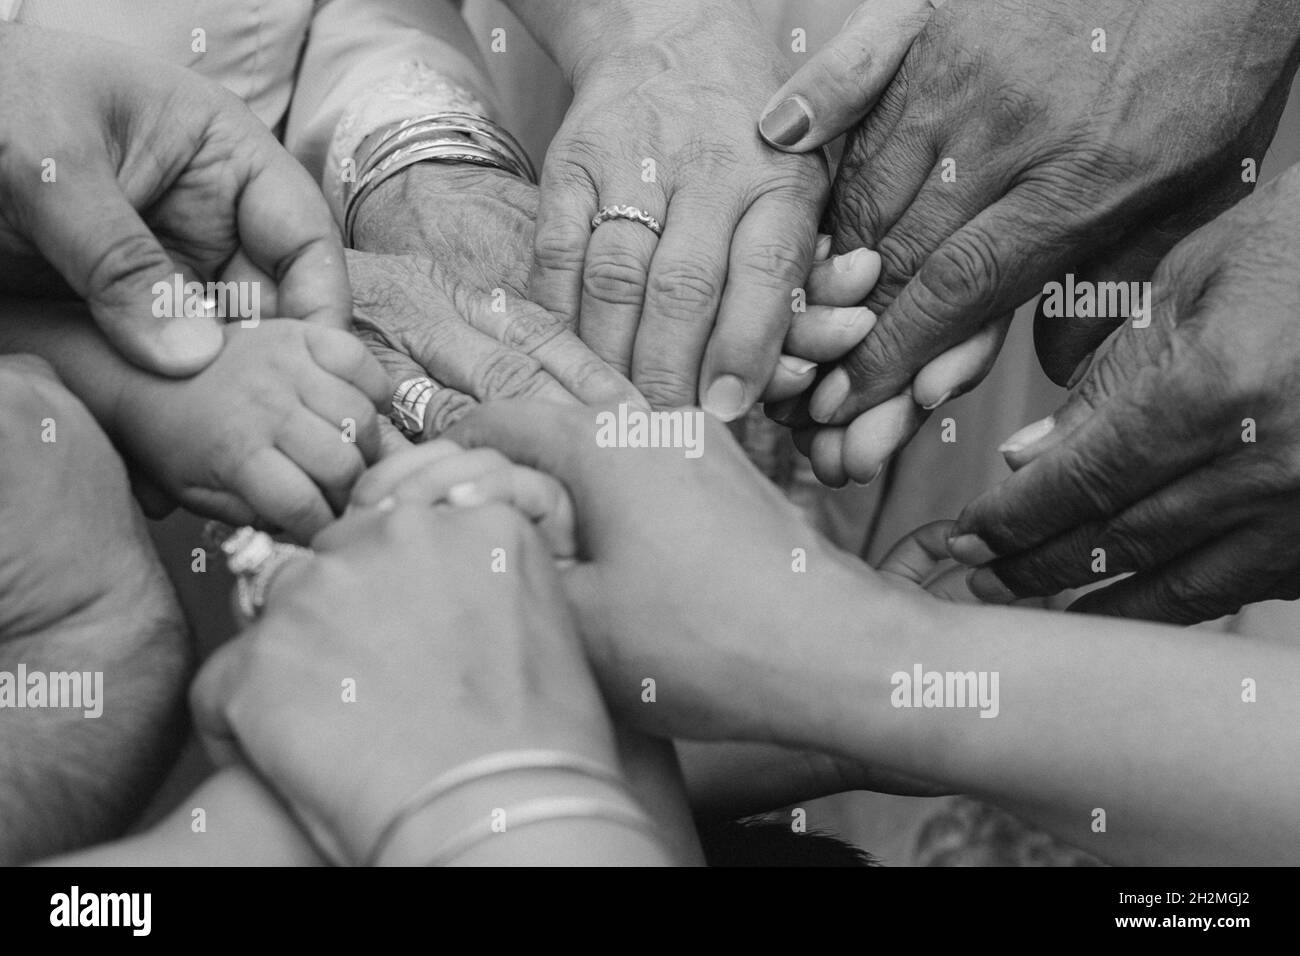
[115,321,390,540]
[349,439,575,561]
[877,520,981,604]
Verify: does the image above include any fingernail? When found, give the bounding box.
[947,533,997,566]
[703,374,748,422]
[997,416,1055,456]
[759,95,813,148]
[839,306,877,333]
[158,317,223,367]
[1065,352,1095,390]
[833,248,877,274]
[921,389,953,412]
[815,234,833,260]
[447,482,484,506]
[809,368,850,423]
[853,465,884,487]
[778,355,817,376]
[967,567,1017,604]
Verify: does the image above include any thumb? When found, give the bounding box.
[758,0,933,152]
[20,157,222,376]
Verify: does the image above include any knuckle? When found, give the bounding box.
[919,229,1000,314]
[734,238,807,286]
[422,389,477,439]
[84,232,172,296]
[582,250,649,307]
[634,365,697,408]
[646,266,723,318]
[500,306,563,354]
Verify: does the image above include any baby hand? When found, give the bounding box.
[115,320,390,540]
[348,438,575,561]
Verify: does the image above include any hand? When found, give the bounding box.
[446,400,919,744]
[114,320,389,541]
[775,0,1299,483]
[191,501,616,866]
[0,25,350,376]
[527,0,832,418]
[950,166,1300,624]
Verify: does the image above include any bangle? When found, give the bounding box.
[422,795,660,867]
[364,749,631,866]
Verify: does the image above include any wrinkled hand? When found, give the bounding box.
[951,166,1300,624]
[774,0,1298,483]
[529,0,833,418]
[0,25,350,376]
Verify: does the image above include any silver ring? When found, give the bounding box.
[391,376,439,438]
[218,526,311,624]
[591,205,663,237]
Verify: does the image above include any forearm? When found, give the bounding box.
[791,568,1300,865]
[36,768,323,866]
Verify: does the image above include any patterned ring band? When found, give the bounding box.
[391,376,439,438]
[590,205,663,237]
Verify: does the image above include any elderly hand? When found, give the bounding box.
[518,0,848,419]
[0,25,350,377]
[769,0,1299,483]
[950,165,1300,624]
[191,501,621,866]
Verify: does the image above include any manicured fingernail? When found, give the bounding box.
[703,374,747,422]
[778,355,817,376]
[839,306,877,333]
[447,482,484,506]
[833,248,876,274]
[921,389,953,412]
[809,368,850,423]
[815,234,833,260]
[759,95,813,148]
[158,317,223,366]
[998,416,1055,456]
[1066,352,1095,390]
[947,533,997,566]
[967,567,1017,604]
[375,496,396,513]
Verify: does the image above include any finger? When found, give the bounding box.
[910,312,1011,410]
[237,137,352,329]
[350,438,463,506]
[231,446,336,542]
[580,208,662,378]
[177,487,258,528]
[951,353,1230,561]
[759,0,934,150]
[297,366,382,464]
[878,519,958,585]
[376,418,413,459]
[380,447,515,507]
[821,186,1082,422]
[446,465,577,560]
[460,286,645,407]
[785,303,877,363]
[971,460,1270,600]
[303,326,391,411]
[699,194,819,420]
[842,392,921,483]
[189,636,251,767]
[763,354,819,403]
[634,202,729,408]
[809,426,849,487]
[529,160,599,327]
[9,154,222,375]
[806,248,882,307]
[1066,525,1284,625]
[276,409,369,514]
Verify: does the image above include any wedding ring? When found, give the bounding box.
[591,205,663,237]
[391,376,439,438]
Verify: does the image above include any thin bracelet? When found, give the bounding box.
[364,749,629,866]
[424,795,661,867]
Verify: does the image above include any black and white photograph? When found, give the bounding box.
[0,0,1294,927]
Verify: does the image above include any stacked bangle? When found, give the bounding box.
[343,111,536,247]
[364,749,657,867]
